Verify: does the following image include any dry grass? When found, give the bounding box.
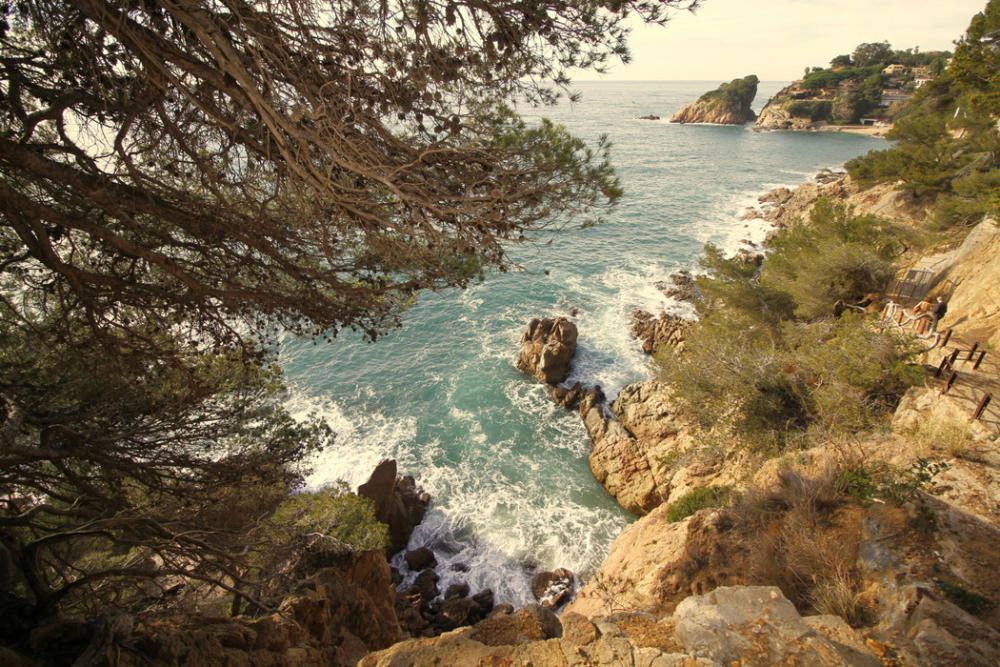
[902,417,975,459]
[732,468,873,626]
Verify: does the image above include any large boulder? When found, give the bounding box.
[672,586,881,666]
[671,75,759,125]
[357,460,430,555]
[530,568,575,609]
[515,317,578,385]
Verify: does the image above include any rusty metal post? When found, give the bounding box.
[973,350,987,371]
[948,349,961,366]
[940,328,953,348]
[896,310,904,324]
[967,342,979,361]
[942,370,958,394]
[936,356,952,378]
[918,318,927,334]
[973,393,992,421]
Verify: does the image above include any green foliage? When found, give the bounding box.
[836,459,949,505]
[666,486,732,522]
[786,100,833,121]
[762,199,903,319]
[658,203,922,451]
[936,580,995,615]
[853,41,894,68]
[699,75,759,109]
[847,1,1000,226]
[268,483,389,552]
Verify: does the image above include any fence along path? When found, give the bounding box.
[880,300,998,433]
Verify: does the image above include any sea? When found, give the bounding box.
[279,81,884,606]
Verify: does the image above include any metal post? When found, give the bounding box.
[967,342,979,361]
[948,349,961,366]
[973,350,987,371]
[936,356,952,378]
[918,318,927,334]
[973,393,992,421]
[942,370,958,394]
[896,310,904,324]
[940,328,953,348]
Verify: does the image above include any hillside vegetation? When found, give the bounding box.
[847,0,1000,227]
[755,42,950,128]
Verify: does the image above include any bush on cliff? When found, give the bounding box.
[657,202,920,451]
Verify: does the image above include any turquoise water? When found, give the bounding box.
[279,81,882,605]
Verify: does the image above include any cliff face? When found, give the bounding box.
[753,83,822,130]
[671,75,758,125]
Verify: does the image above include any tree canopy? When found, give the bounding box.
[0,0,703,650]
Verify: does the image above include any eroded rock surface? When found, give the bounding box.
[516,317,579,385]
[579,382,699,515]
[631,310,688,355]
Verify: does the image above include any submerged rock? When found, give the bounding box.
[548,380,583,410]
[515,316,578,385]
[404,547,437,572]
[671,75,758,125]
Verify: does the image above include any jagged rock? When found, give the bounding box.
[470,604,562,646]
[404,547,437,572]
[656,270,700,303]
[580,381,696,515]
[530,568,575,609]
[515,317,578,385]
[111,550,400,667]
[411,570,440,603]
[875,584,1000,667]
[434,598,483,632]
[471,589,494,615]
[444,582,470,600]
[630,310,688,355]
[671,75,758,125]
[549,381,584,410]
[357,460,430,555]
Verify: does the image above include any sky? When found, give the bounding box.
[578,0,987,81]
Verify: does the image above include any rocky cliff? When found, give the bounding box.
[671,75,758,125]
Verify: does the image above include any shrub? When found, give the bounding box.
[666,486,733,522]
[786,100,833,121]
[266,482,389,552]
[936,580,995,615]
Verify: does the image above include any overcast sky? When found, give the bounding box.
[578,0,987,81]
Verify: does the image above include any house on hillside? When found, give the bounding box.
[883,63,907,76]
[915,78,934,89]
[881,88,913,105]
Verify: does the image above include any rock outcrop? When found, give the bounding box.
[99,550,401,667]
[671,75,759,125]
[630,310,687,355]
[752,83,821,131]
[655,270,699,303]
[579,382,702,515]
[361,585,895,666]
[358,459,430,555]
[516,317,578,385]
